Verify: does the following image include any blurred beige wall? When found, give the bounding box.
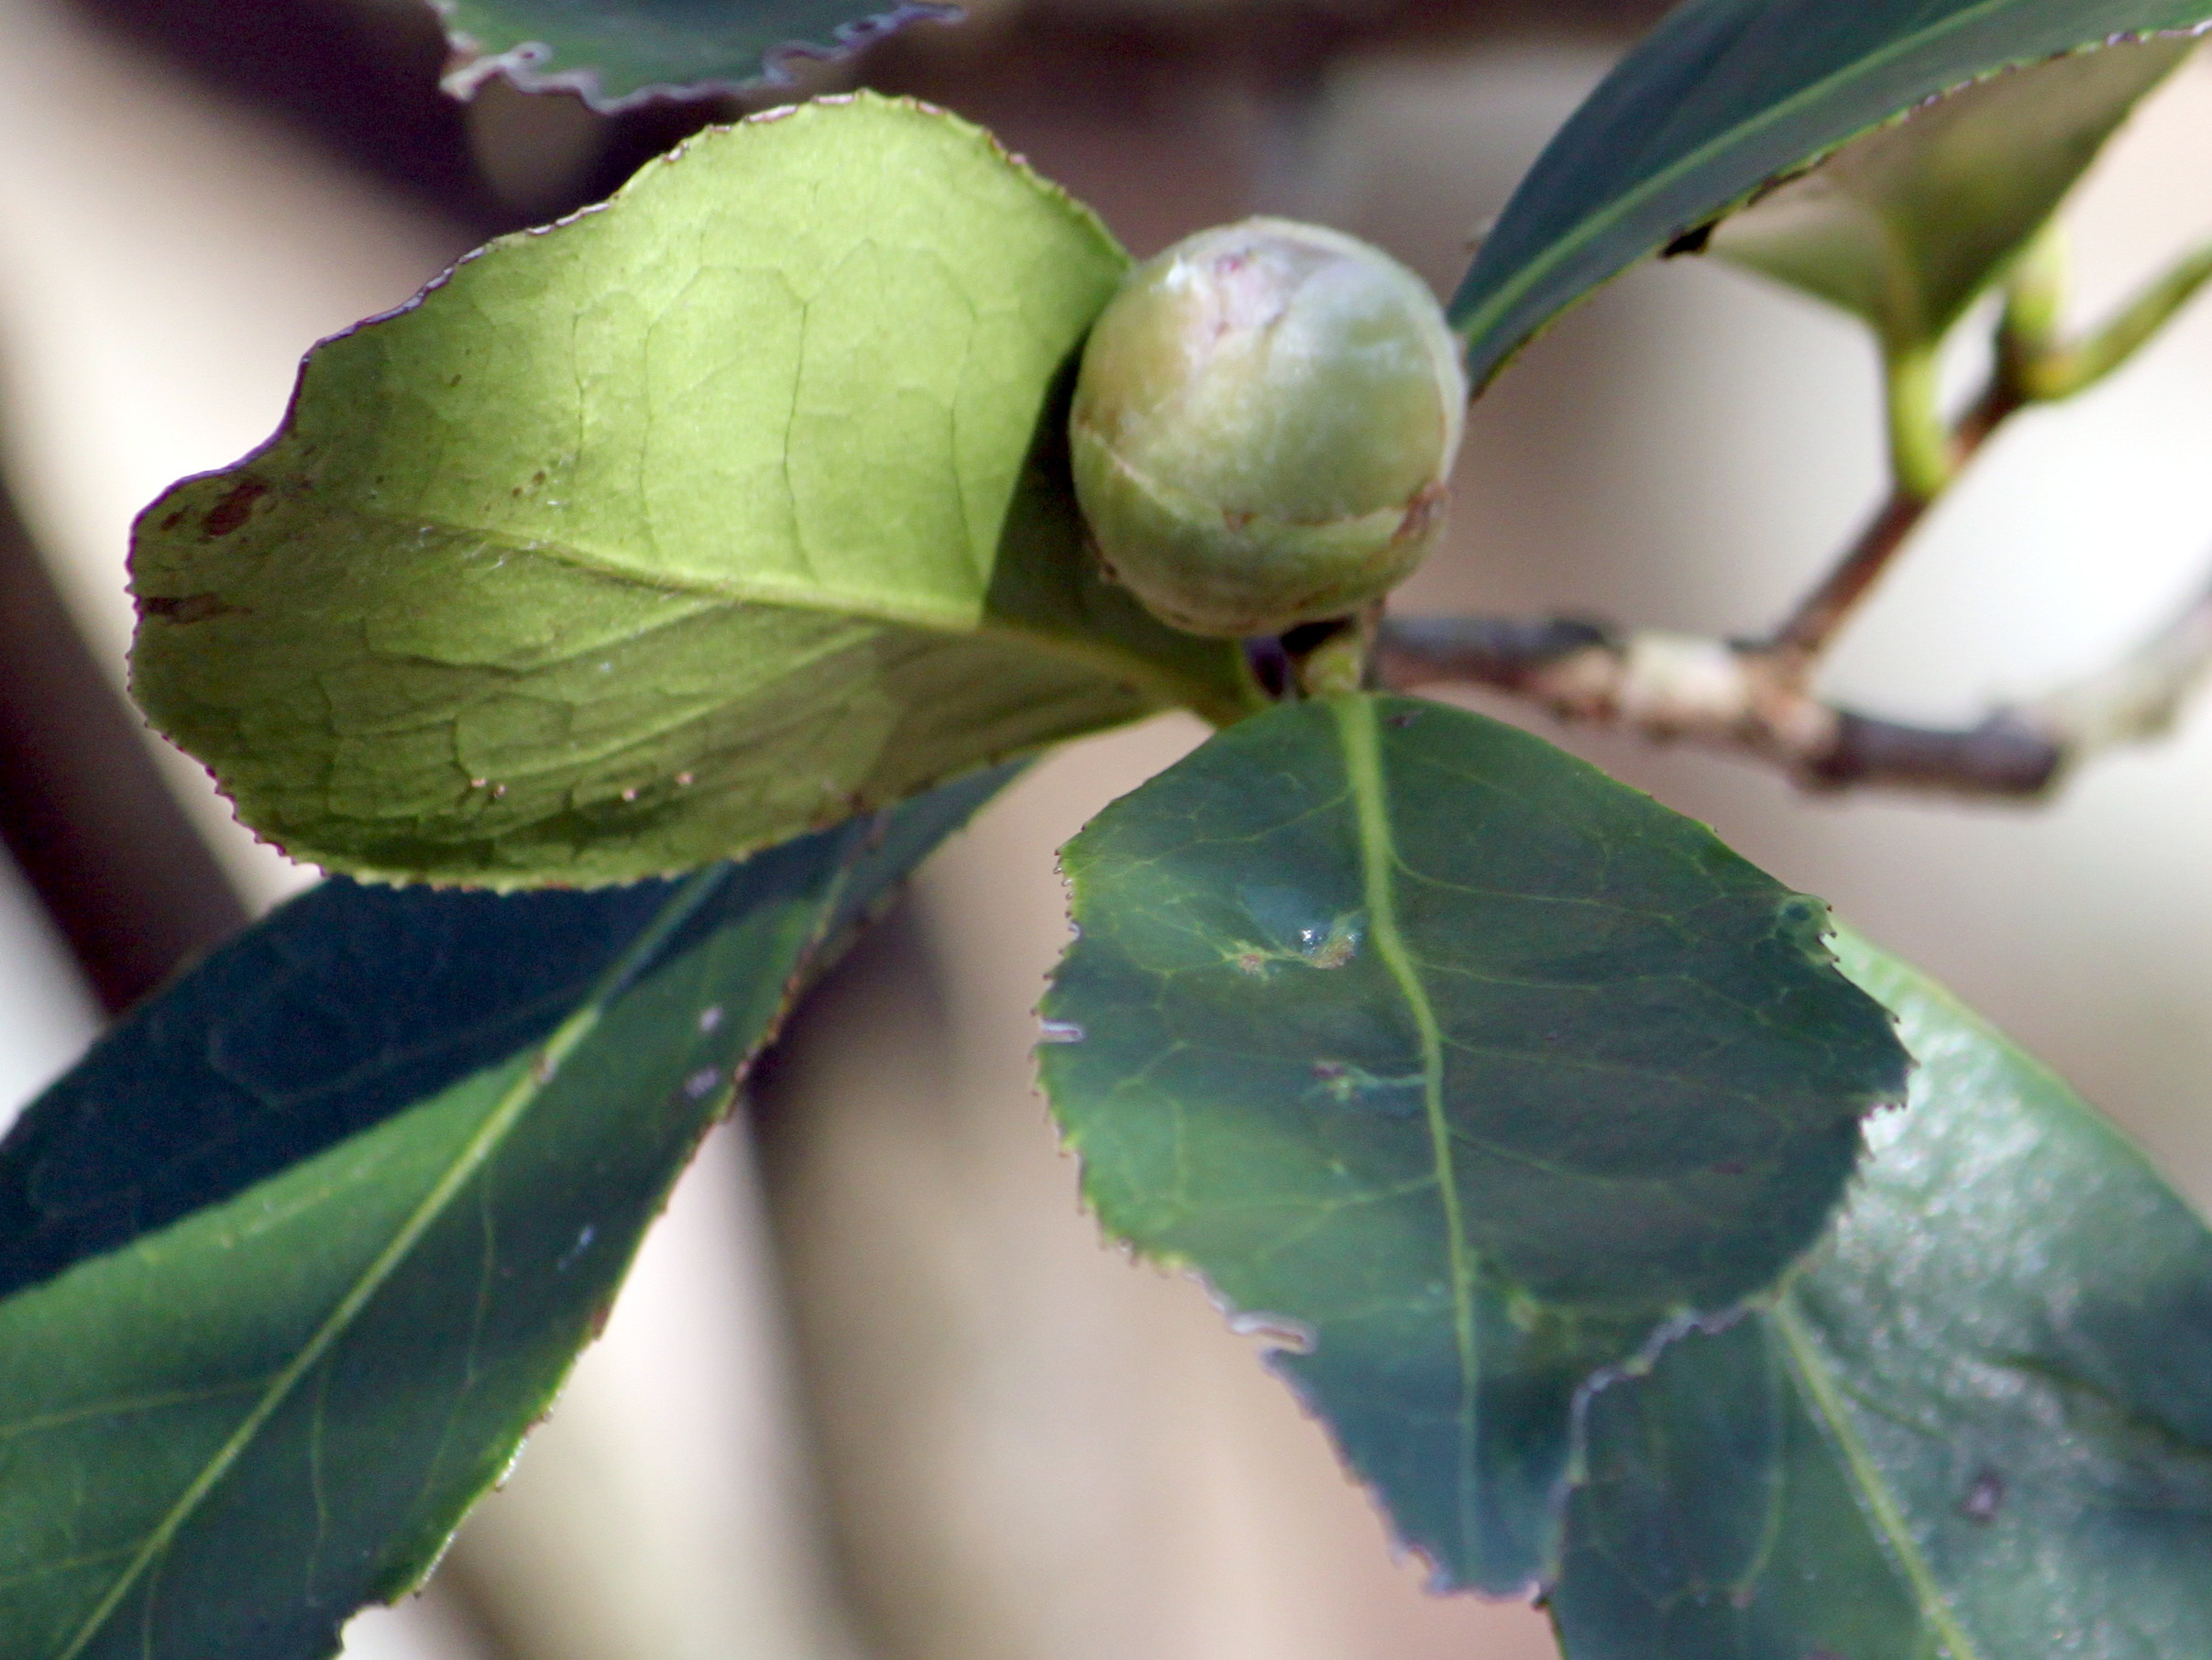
[0,0,465,912]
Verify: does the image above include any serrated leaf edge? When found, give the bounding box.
[1039,697,1910,1598]
[429,0,964,114]
[44,853,827,1656]
[1454,15,2212,390]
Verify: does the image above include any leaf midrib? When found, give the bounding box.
[325,506,1246,725]
[1454,0,2205,362]
[1330,696,1480,1553]
[51,864,745,1660]
[1773,1295,1987,1660]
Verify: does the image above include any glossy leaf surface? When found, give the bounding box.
[130,94,1251,888]
[1553,934,2212,1659]
[1710,38,2190,356]
[1038,695,1908,1594]
[0,768,1007,1660]
[1452,0,2212,390]
[435,0,957,110]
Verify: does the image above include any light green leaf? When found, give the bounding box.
[1037,695,1908,1595]
[435,0,958,111]
[1551,933,2212,1660]
[129,93,1254,889]
[0,769,1010,1660]
[1709,38,2192,357]
[1451,0,2212,391]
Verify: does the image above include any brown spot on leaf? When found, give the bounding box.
[140,593,241,625]
[202,477,270,538]
[1961,1468,2005,1523]
[1306,931,1356,970]
[158,508,187,533]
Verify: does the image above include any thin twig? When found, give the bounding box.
[1766,489,1926,657]
[1766,376,2024,659]
[1377,571,2212,799]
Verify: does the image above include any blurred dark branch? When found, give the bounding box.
[0,481,247,1012]
[1378,577,2212,799]
[73,0,505,225]
[68,0,726,235]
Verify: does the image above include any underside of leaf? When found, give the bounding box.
[129,94,1253,888]
[1708,37,2193,355]
[1452,0,2212,390]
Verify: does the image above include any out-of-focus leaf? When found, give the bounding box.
[0,767,1009,1660]
[1037,695,1908,1595]
[434,0,958,111]
[1551,933,2212,1660]
[130,94,1252,890]
[1709,38,2191,357]
[1451,0,2212,390]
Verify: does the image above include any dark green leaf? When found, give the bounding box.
[1552,933,2212,1660]
[1451,1,2212,390]
[1037,695,1907,1595]
[435,0,958,111]
[0,767,1008,1660]
[130,93,1254,889]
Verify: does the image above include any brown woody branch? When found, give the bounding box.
[1375,577,2212,798]
[1765,378,2026,658]
[1368,230,2212,797]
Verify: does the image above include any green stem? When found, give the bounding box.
[1285,606,1381,699]
[1885,344,1954,504]
[2012,237,2212,402]
[1998,222,2069,380]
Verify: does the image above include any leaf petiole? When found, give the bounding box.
[1884,342,1956,504]
[1279,607,1383,701]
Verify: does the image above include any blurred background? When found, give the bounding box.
[0,2,2208,1656]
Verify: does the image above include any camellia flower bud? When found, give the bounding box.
[1070,217,1467,639]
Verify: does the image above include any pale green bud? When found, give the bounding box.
[1070,217,1467,639]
